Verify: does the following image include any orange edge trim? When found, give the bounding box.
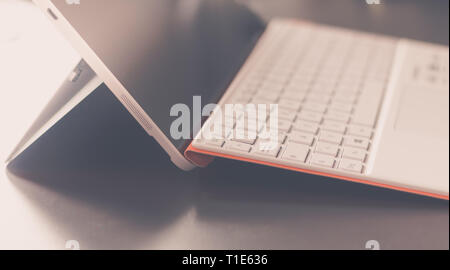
[185,145,448,200]
[184,146,215,168]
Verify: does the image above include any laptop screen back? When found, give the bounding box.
[50,0,265,150]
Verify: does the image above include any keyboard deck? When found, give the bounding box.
[192,21,397,175]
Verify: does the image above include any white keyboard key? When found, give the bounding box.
[307,93,331,104]
[258,132,287,144]
[329,102,353,113]
[335,83,360,95]
[265,75,288,84]
[314,76,338,86]
[339,159,364,173]
[222,108,244,121]
[310,83,334,95]
[315,142,339,157]
[224,141,252,153]
[319,131,343,145]
[343,147,367,162]
[234,119,260,133]
[278,99,301,111]
[259,133,287,145]
[259,82,284,93]
[250,98,275,111]
[253,143,281,157]
[204,138,225,148]
[347,125,373,139]
[298,111,323,123]
[333,92,358,104]
[265,119,291,133]
[333,85,361,96]
[284,83,310,93]
[313,74,336,84]
[229,93,253,104]
[344,136,370,150]
[282,142,310,163]
[277,119,293,132]
[324,110,350,123]
[254,91,279,102]
[288,131,315,146]
[310,154,335,168]
[210,118,234,134]
[277,108,297,122]
[302,102,327,113]
[292,120,319,134]
[280,91,306,102]
[351,111,378,127]
[239,81,260,93]
[208,124,232,139]
[321,120,346,134]
[231,135,257,145]
[222,117,237,128]
[244,113,267,127]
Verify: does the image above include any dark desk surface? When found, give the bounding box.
[2,0,449,249]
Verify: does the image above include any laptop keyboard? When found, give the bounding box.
[193,22,397,174]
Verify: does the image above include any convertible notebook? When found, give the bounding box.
[184,20,449,200]
[13,0,450,200]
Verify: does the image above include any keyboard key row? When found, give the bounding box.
[194,23,396,176]
[202,133,368,173]
[210,117,373,147]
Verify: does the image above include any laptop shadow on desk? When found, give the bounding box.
[6,87,199,249]
[195,159,448,249]
[5,85,447,249]
[196,158,449,222]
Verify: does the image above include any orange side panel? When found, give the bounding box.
[185,144,448,200]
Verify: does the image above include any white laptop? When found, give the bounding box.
[10,0,448,200]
